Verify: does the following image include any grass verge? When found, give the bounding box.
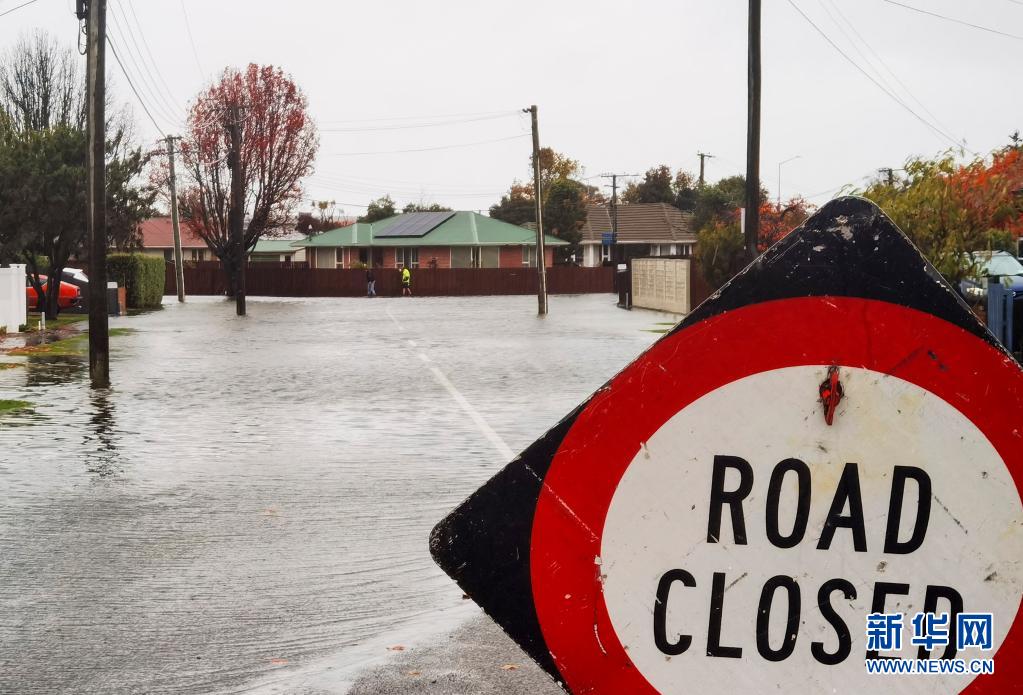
[0,399,32,414]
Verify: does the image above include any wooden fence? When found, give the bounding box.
[165,264,615,297]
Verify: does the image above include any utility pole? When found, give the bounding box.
[83,0,109,388]
[165,135,186,302]
[745,0,762,261]
[525,105,547,316]
[879,167,895,186]
[697,151,714,186]
[226,106,246,316]
[607,174,620,246]
[600,173,639,266]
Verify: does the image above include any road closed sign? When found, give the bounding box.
[431,197,1023,694]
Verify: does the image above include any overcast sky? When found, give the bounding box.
[1,0,1020,217]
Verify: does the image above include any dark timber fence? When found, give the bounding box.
[165,264,615,297]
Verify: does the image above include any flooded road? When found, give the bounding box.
[0,294,667,694]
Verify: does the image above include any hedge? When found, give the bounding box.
[107,253,165,308]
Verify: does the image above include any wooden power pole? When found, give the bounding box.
[745,0,762,261]
[85,0,109,387]
[165,135,186,302]
[525,105,547,316]
[600,173,639,266]
[697,151,714,186]
[226,106,246,316]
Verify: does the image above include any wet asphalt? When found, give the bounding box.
[0,294,670,693]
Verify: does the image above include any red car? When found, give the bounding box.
[26,275,81,311]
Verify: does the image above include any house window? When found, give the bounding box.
[163,249,173,261]
[600,244,612,263]
[335,248,344,268]
[283,254,292,262]
[396,247,419,268]
[650,244,661,257]
[358,248,369,265]
[470,247,482,268]
[190,248,204,261]
[522,245,536,267]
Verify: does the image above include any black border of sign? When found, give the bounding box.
[429,196,1013,685]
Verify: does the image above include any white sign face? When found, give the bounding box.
[601,366,1023,694]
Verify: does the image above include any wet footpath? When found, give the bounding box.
[0,294,668,694]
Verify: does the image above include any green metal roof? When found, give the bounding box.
[293,211,567,248]
[253,238,305,253]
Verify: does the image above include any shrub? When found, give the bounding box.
[108,253,165,308]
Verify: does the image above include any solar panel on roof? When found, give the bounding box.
[373,211,456,238]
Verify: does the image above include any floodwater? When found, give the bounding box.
[0,294,668,694]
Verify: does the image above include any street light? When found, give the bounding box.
[777,155,802,210]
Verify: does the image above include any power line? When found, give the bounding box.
[324,133,528,156]
[318,109,520,125]
[106,27,180,130]
[179,0,205,79]
[0,0,40,18]
[105,35,166,137]
[825,0,954,137]
[108,2,183,126]
[122,0,187,118]
[319,112,519,133]
[786,0,975,155]
[305,179,505,199]
[304,170,505,193]
[817,0,902,106]
[884,0,1023,41]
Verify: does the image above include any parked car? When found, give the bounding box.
[25,275,82,311]
[959,251,1023,300]
[62,267,89,285]
[959,250,1023,349]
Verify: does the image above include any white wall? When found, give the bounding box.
[0,264,27,332]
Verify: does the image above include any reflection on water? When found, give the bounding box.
[0,295,664,694]
[83,389,119,477]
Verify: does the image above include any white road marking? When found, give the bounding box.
[428,365,515,462]
[388,304,513,463]
[385,306,404,331]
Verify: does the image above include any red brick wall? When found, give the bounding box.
[497,245,554,268]
[499,246,523,268]
[419,247,451,269]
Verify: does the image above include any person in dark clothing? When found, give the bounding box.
[366,268,376,297]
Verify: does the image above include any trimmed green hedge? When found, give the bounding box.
[108,253,165,308]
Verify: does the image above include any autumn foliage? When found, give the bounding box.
[179,64,318,288]
[858,141,1023,281]
[694,197,813,287]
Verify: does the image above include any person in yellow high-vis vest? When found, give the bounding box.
[401,265,412,296]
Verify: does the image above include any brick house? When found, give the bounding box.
[578,203,697,267]
[137,217,213,261]
[294,211,565,269]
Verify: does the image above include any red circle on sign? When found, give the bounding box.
[530,296,1023,694]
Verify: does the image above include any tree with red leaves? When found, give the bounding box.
[179,64,318,293]
[694,197,813,287]
[859,140,1023,281]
